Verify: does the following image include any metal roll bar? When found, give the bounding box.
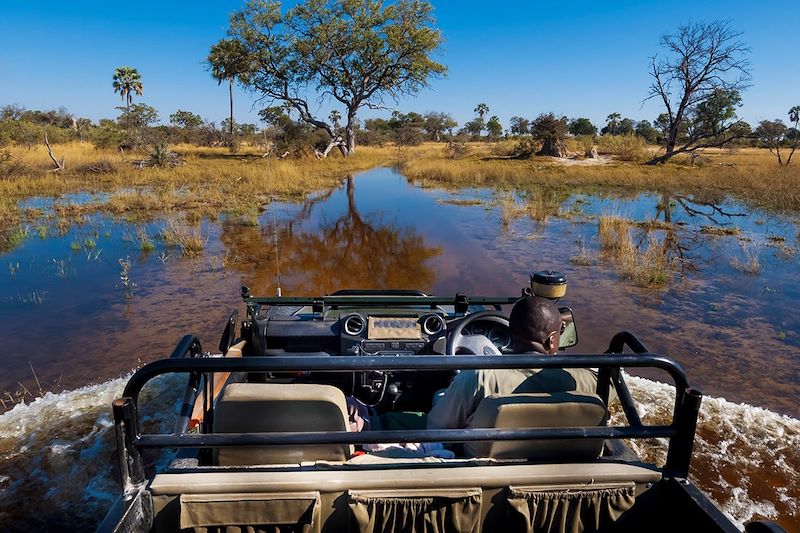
[113,332,701,501]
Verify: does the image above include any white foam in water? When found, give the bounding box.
[0,373,182,530]
[621,374,800,529]
[1,373,798,529]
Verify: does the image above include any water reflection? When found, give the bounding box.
[221,176,443,295]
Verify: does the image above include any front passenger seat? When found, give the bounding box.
[213,382,352,466]
[465,391,606,459]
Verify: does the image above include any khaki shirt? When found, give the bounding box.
[427,367,603,430]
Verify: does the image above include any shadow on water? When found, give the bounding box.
[0,166,799,529]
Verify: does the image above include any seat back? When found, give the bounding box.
[466,391,606,459]
[213,382,351,465]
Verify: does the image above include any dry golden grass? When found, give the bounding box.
[597,215,671,287]
[0,142,394,229]
[160,218,207,257]
[399,143,800,213]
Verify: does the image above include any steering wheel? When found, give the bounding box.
[445,310,510,356]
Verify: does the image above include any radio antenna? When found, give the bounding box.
[271,202,282,297]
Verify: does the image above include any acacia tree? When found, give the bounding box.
[645,21,751,164]
[112,67,143,112]
[756,107,800,166]
[422,111,457,141]
[219,0,445,157]
[509,116,530,136]
[568,117,596,136]
[170,110,204,130]
[486,115,503,138]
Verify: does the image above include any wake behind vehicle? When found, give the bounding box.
[98,273,784,532]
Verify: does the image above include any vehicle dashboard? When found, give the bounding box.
[243,305,512,410]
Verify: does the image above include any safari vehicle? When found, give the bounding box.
[98,273,785,533]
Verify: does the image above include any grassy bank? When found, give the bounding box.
[2,141,799,251]
[0,142,394,233]
[398,143,800,214]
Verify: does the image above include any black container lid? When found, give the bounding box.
[531,270,567,285]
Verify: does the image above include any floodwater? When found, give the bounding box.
[0,167,798,530]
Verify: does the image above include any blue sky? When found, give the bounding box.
[1,1,797,130]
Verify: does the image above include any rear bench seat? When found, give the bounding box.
[149,462,661,532]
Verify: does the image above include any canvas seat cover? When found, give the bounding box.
[213,382,351,465]
[465,392,607,459]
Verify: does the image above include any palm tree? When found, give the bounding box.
[112,67,143,112]
[208,39,250,137]
[474,103,489,120]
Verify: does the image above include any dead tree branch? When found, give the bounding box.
[44,133,65,172]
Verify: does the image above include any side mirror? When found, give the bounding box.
[558,307,578,349]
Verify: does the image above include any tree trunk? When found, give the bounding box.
[229,78,234,136]
[538,138,567,157]
[345,125,355,156]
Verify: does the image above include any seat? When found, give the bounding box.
[465,391,607,459]
[213,382,351,466]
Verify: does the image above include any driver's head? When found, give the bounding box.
[509,296,561,354]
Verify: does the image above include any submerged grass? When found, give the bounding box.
[730,242,762,275]
[160,219,207,257]
[597,215,671,288]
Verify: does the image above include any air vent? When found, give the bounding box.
[421,314,446,336]
[343,314,366,336]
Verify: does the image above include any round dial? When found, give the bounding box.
[488,326,512,350]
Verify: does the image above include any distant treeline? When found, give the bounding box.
[1,102,797,156]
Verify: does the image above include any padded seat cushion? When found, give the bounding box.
[466,392,607,459]
[213,383,351,465]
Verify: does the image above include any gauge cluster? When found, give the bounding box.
[462,320,512,351]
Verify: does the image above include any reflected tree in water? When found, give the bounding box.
[220,176,442,295]
[650,192,746,277]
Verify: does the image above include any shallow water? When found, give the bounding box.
[1,167,799,530]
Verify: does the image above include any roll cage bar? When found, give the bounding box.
[240,287,521,318]
[111,332,702,503]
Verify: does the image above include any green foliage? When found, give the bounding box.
[531,113,568,144]
[146,142,182,167]
[117,103,159,129]
[221,0,446,155]
[423,112,457,141]
[258,106,324,155]
[473,103,489,119]
[207,38,251,86]
[113,67,144,108]
[0,119,77,147]
[509,116,530,136]
[461,118,484,138]
[689,89,742,138]
[486,116,503,138]
[601,113,635,136]
[635,120,658,144]
[89,121,129,150]
[169,110,203,129]
[568,117,597,136]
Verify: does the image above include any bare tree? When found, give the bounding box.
[645,21,751,165]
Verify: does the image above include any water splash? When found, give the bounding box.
[0,374,182,530]
[2,372,798,530]
[618,374,800,529]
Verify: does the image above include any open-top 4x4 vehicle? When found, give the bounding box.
[98,274,786,532]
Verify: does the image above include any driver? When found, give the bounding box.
[427,295,602,431]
